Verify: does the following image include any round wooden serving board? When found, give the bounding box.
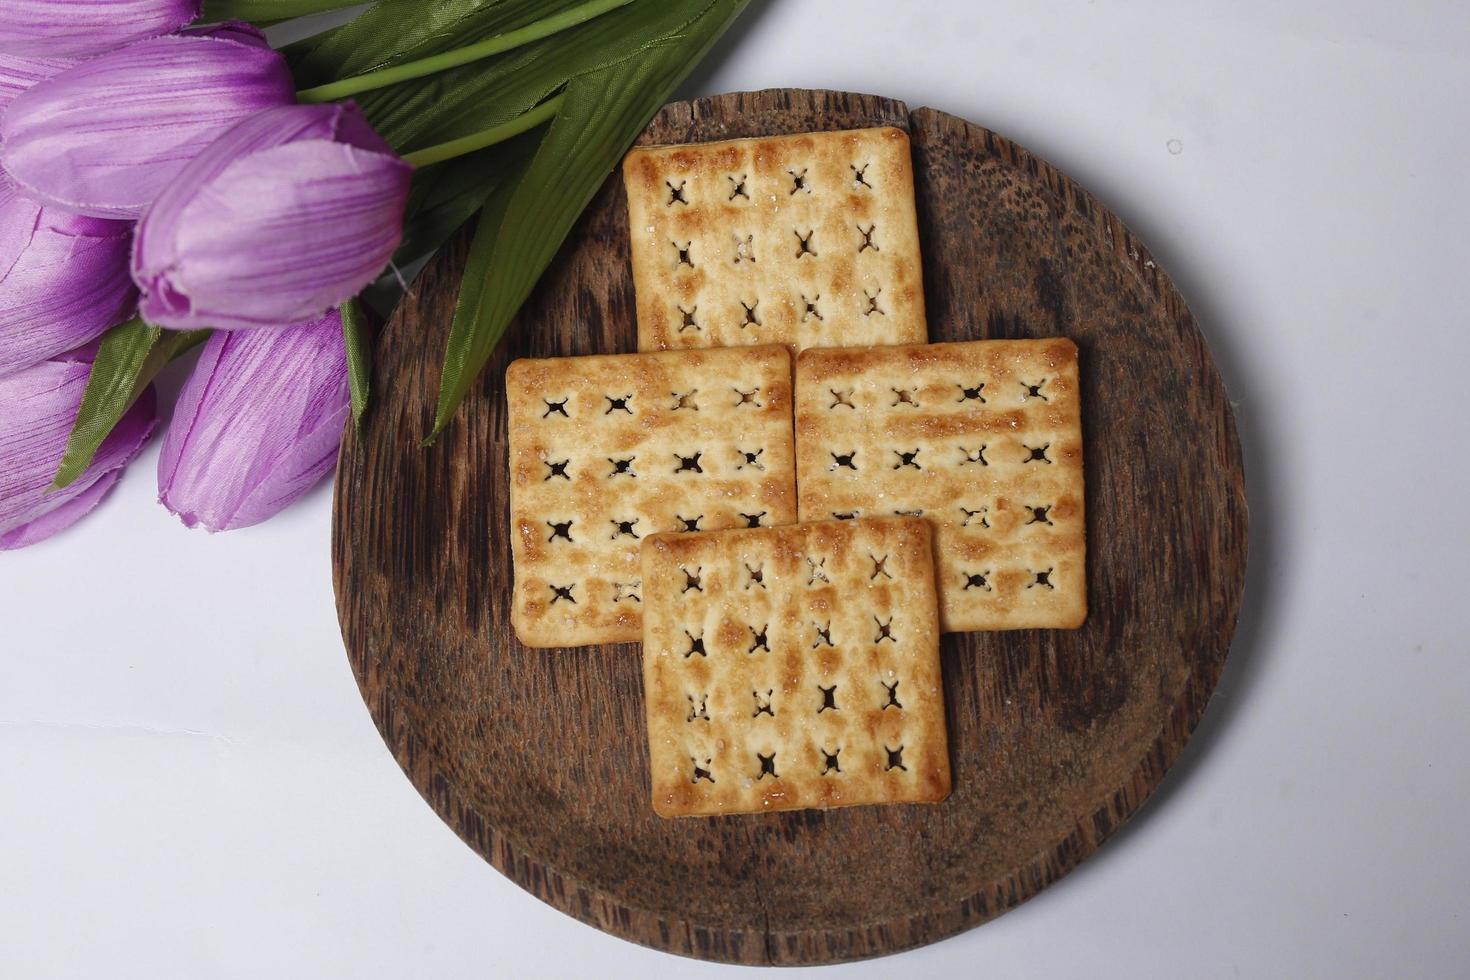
[332,89,1247,965]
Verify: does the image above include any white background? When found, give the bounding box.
[4,2,1469,977]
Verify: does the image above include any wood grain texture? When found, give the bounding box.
[332,89,1248,965]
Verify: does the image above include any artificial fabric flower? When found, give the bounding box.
[157,309,349,531]
[0,0,200,59]
[0,174,137,375]
[0,22,294,219]
[133,102,411,331]
[0,52,71,111]
[0,347,157,549]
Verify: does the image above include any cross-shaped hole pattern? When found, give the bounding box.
[882,680,902,710]
[678,306,698,333]
[507,346,796,647]
[794,338,1086,632]
[687,693,709,721]
[735,447,764,471]
[625,128,928,357]
[733,233,755,264]
[639,518,950,816]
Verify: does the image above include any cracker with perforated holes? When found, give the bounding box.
[640,517,950,817]
[507,345,796,648]
[795,339,1086,632]
[624,127,928,356]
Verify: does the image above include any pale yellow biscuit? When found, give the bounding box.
[624,127,928,356]
[795,339,1086,632]
[640,517,950,817]
[507,345,796,648]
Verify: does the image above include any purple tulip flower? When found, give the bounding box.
[0,0,201,59]
[0,347,157,550]
[1,174,138,375]
[133,102,412,331]
[0,52,72,111]
[158,309,349,531]
[0,23,294,219]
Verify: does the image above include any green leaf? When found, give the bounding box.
[394,146,517,265]
[203,0,371,20]
[300,0,726,153]
[286,0,569,87]
[53,318,209,489]
[295,0,631,103]
[339,299,373,433]
[428,0,750,439]
[359,127,545,315]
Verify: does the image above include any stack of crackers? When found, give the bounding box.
[506,127,1085,818]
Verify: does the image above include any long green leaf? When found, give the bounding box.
[339,299,373,433]
[311,1,726,152]
[295,0,630,102]
[429,0,749,438]
[203,0,370,19]
[286,0,566,86]
[53,319,209,489]
[359,127,545,315]
[394,127,546,269]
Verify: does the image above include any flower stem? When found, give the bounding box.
[401,94,565,168]
[295,0,635,104]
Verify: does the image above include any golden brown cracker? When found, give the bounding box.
[795,339,1086,631]
[507,345,796,647]
[640,517,950,817]
[624,127,927,357]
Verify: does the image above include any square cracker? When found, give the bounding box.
[795,339,1086,632]
[640,517,950,817]
[507,345,796,648]
[624,127,928,357]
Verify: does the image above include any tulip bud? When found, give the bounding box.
[0,23,294,219]
[1,175,138,375]
[0,53,72,110]
[134,103,411,331]
[0,348,157,549]
[158,310,349,531]
[0,0,201,59]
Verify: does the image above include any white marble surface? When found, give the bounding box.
[4,2,1469,976]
